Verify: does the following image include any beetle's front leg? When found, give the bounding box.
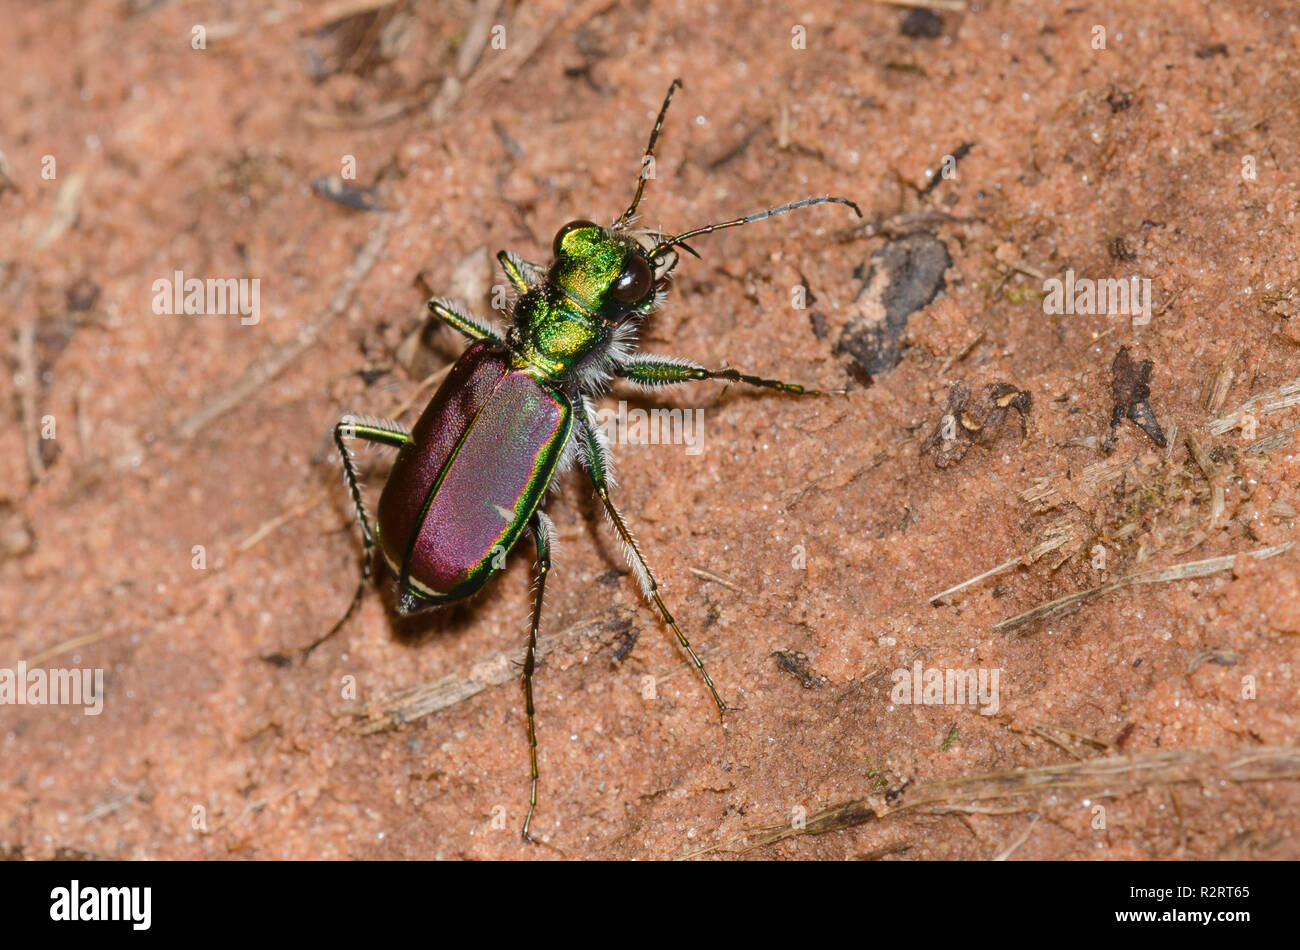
[304,415,412,658]
[616,352,842,396]
[496,250,546,295]
[574,403,726,713]
[427,297,507,347]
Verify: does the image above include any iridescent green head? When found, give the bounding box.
[548,219,656,321]
[508,219,667,380]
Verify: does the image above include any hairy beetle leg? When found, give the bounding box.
[574,410,727,714]
[617,353,841,396]
[304,416,411,659]
[427,297,507,347]
[596,483,726,714]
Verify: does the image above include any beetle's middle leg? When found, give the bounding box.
[304,415,412,658]
[521,509,553,842]
[616,352,843,396]
[574,407,727,713]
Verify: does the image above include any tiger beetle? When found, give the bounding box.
[311,79,861,841]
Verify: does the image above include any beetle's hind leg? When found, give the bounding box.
[304,415,412,658]
[616,352,844,396]
[521,510,554,842]
[574,404,727,714]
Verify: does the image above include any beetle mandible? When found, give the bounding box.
[311,80,861,840]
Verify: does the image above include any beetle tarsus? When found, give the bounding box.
[520,510,552,841]
[303,583,363,659]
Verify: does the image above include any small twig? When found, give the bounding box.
[993,814,1040,860]
[308,0,398,30]
[928,555,1021,604]
[855,842,913,859]
[1053,724,1119,752]
[33,169,86,251]
[456,0,501,78]
[688,567,743,593]
[16,321,45,481]
[869,0,967,11]
[994,541,1294,634]
[1030,724,1084,760]
[23,630,121,668]
[236,490,327,553]
[1009,261,1045,281]
[343,618,605,734]
[175,210,405,440]
[1185,432,1225,527]
[683,746,1300,857]
[1210,376,1300,435]
[929,517,1082,604]
[1080,325,1117,351]
[1185,648,1241,675]
[1245,423,1300,456]
[925,804,1031,816]
[1154,283,1185,318]
[937,327,985,377]
[1199,348,1239,413]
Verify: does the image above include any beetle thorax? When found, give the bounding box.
[509,285,614,379]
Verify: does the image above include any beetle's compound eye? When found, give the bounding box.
[610,254,652,305]
[553,219,597,257]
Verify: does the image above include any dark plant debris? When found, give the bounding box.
[771,650,828,689]
[1108,237,1137,262]
[919,142,974,197]
[921,381,1033,468]
[1103,345,1167,452]
[1105,87,1134,112]
[313,175,387,212]
[900,9,944,40]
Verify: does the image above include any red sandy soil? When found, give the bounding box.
[2,0,1298,859]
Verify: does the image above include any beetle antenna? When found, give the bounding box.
[644,231,701,261]
[615,79,683,229]
[649,195,862,260]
